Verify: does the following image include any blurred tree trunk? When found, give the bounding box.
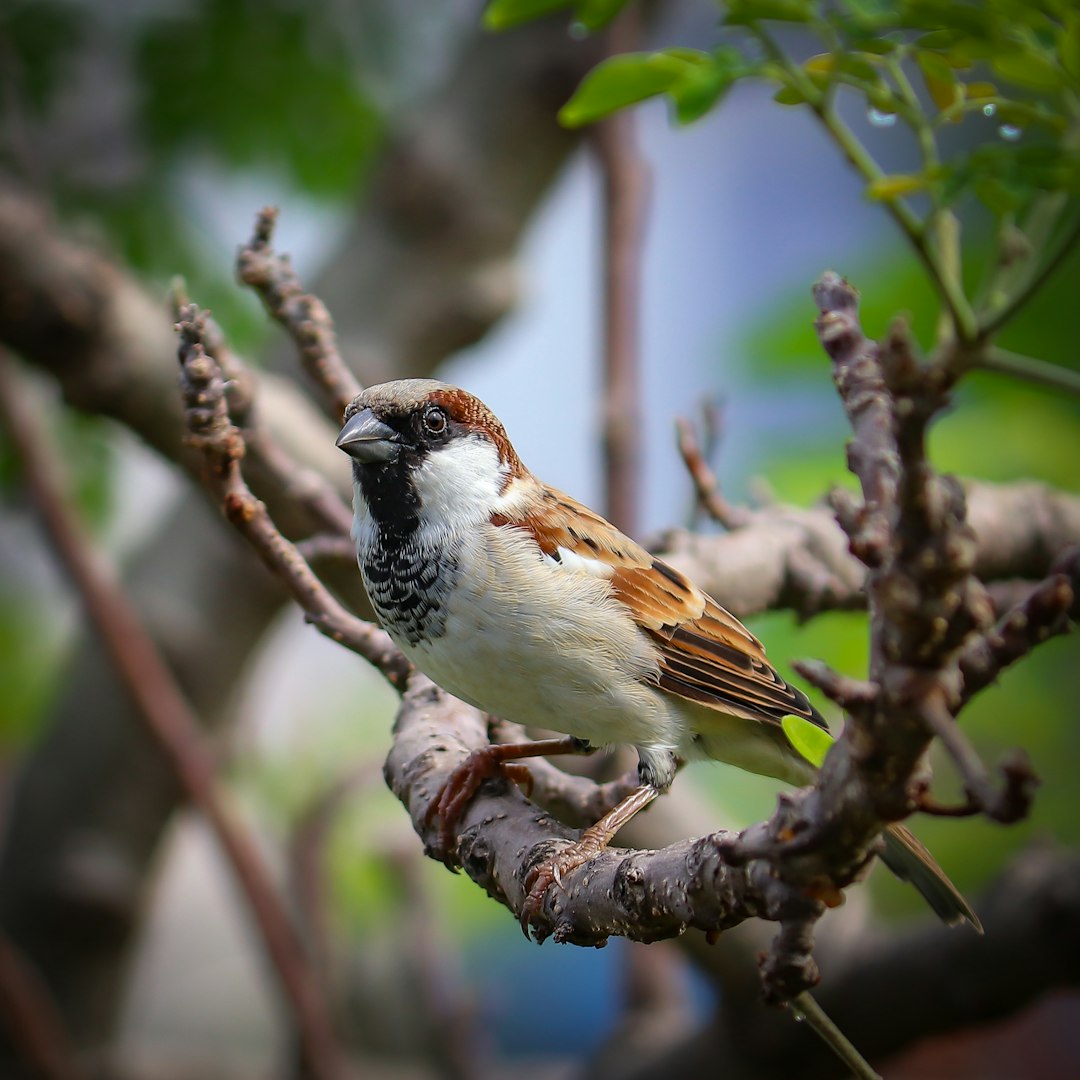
[0,14,603,1064]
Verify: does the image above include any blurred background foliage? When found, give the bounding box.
[1,0,1078,1074]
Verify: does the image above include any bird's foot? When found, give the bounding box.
[518,783,660,937]
[519,828,611,936]
[423,747,534,865]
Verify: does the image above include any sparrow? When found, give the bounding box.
[337,378,979,932]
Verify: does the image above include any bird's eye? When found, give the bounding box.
[423,406,448,434]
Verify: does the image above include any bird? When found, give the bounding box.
[336,378,979,932]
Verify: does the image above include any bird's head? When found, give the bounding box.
[336,379,524,533]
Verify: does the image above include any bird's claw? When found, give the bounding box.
[424,747,532,865]
[518,836,607,938]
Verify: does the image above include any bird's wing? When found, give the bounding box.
[494,485,826,731]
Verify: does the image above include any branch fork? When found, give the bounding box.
[167,220,1075,1020]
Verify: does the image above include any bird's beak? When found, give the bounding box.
[336,408,401,464]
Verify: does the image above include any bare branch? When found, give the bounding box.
[236,206,361,420]
[175,305,410,687]
[0,932,82,1080]
[594,11,648,533]
[675,413,752,530]
[959,548,1078,703]
[383,677,788,946]
[918,693,1038,824]
[620,847,1080,1080]
[0,351,349,1080]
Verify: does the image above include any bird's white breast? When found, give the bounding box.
[394,522,687,755]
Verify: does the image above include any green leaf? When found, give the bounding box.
[1062,12,1080,81]
[974,175,1026,215]
[670,48,744,124]
[773,85,807,105]
[782,714,834,768]
[558,49,711,127]
[575,0,631,31]
[482,0,574,30]
[991,51,1065,92]
[916,49,961,111]
[867,173,929,200]
[915,30,966,51]
[724,0,814,25]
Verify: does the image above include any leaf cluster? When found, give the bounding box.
[488,0,1080,356]
[494,1,1080,214]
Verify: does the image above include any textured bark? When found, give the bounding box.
[599,847,1080,1080]
[655,482,1080,621]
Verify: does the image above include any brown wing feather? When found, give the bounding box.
[494,482,826,732]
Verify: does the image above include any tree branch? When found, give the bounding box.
[0,352,349,1080]
[236,207,361,421]
[613,846,1080,1080]
[593,10,648,533]
[0,932,82,1080]
[175,305,410,687]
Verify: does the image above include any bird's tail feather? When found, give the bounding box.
[881,823,982,933]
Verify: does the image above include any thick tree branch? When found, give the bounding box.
[655,480,1080,622]
[614,846,1080,1080]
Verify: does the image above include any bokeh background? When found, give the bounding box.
[1,1,1079,1077]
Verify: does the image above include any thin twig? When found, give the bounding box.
[790,991,882,1080]
[0,352,351,1080]
[176,305,411,687]
[296,533,359,564]
[593,11,648,533]
[289,764,379,974]
[0,931,83,1080]
[236,206,362,421]
[979,208,1080,338]
[753,26,977,344]
[675,414,751,529]
[919,693,1038,824]
[976,346,1080,396]
[959,551,1078,705]
[170,283,356,538]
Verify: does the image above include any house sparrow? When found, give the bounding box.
[337,379,978,932]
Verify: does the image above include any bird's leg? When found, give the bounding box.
[520,783,659,933]
[424,735,593,863]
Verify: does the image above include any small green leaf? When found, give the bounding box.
[837,52,885,82]
[867,173,929,200]
[724,0,814,26]
[575,0,631,31]
[974,175,1026,215]
[1062,12,1080,81]
[965,81,997,100]
[991,51,1065,92]
[773,85,807,105]
[671,48,743,124]
[782,714,834,768]
[483,0,573,31]
[916,49,961,111]
[803,53,836,75]
[853,37,900,56]
[558,49,709,127]
[914,30,965,51]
